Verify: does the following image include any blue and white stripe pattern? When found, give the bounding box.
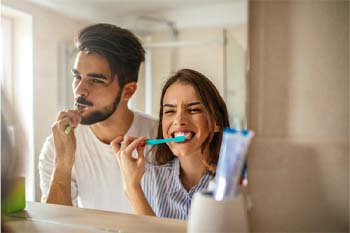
[141,158,215,220]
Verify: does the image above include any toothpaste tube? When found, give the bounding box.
[214,128,254,200]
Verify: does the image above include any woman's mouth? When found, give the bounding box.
[171,131,195,142]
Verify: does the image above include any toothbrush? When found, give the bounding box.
[64,125,72,135]
[64,105,83,135]
[145,135,186,145]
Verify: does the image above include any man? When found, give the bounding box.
[38,24,158,213]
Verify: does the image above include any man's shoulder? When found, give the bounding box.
[131,111,158,137]
[40,134,54,153]
[39,134,56,164]
[133,111,158,123]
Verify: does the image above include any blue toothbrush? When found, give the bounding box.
[145,135,186,145]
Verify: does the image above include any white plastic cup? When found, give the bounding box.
[187,192,249,233]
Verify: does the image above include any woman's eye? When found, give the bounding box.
[189,108,201,113]
[164,110,175,114]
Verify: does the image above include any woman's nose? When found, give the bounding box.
[173,111,187,125]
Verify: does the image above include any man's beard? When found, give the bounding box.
[79,91,122,125]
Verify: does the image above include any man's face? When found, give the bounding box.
[71,51,122,125]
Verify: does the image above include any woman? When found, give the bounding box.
[112,69,230,220]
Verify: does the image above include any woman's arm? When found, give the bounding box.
[111,136,156,216]
[125,183,156,216]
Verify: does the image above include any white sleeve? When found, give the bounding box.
[38,135,79,206]
[145,118,159,161]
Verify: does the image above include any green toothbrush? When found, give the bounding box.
[64,125,72,135]
[64,106,80,135]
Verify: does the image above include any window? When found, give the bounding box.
[1,8,35,201]
[1,16,14,107]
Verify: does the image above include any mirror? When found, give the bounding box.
[56,0,248,128]
[1,0,247,202]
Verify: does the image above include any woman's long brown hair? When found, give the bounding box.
[152,69,230,172]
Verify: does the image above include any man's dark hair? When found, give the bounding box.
[75,23,145,88]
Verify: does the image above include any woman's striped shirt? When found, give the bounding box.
[141,158,215,220]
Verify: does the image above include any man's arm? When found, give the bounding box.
[39,135,77,206]
[46,164,73,205]
[39,110,81,206]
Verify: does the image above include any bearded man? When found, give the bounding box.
[39,24,158,213]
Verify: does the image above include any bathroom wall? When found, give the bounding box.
[248,0,349,231]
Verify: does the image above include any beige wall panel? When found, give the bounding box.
[248,0,349,231]
[248,139,348,231]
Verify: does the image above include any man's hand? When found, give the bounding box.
[51,110,81,168]
[46,110,81,206]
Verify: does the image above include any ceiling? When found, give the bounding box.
[29,0,236,17]
[28,0,246,31]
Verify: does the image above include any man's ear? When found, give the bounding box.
[121,82,137,101]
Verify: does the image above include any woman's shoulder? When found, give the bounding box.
[145,159,175,169]
[144,159,177,177]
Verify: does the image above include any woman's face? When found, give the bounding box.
[162,81,211,157]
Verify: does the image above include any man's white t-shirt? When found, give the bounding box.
[38,111,158,213]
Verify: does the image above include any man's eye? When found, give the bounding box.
[91,79,105,84]
[73,75,81,80]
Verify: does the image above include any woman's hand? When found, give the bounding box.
[112,136,156,216]
[111,136,147,196]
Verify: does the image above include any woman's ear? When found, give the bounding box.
[214,123,221,133]
[121,82,137,101]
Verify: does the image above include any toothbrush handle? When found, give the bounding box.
[145,138,169,145]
